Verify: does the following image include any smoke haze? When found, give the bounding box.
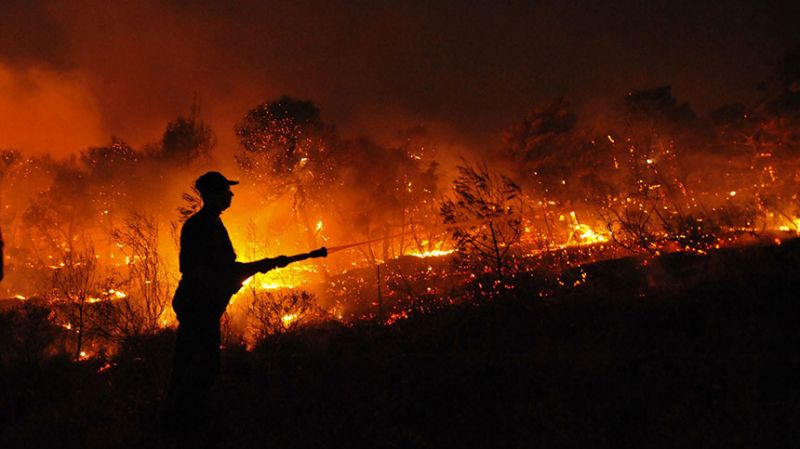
[1,0,798,155]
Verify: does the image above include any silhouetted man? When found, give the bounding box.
[164,171,326,443]
[165,171,289,437]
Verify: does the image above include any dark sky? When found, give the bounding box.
[1,0,798,154]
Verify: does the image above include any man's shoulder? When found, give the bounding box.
[182,210,214,233]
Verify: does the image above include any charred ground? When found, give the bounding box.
[2,239,799,448]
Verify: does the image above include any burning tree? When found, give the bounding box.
[498,98,612,246]
[20,161,97,294]
[79,139,146,249]
[332,137,441,264]
[235,96,337,264]
[594,87,725,254]
[50,238,98,361]
[158,101,216,165]
[97,213,172,340]
[715,46,800,231]
[0,150,21,282]
[441,161,523,284]
[499,97,596,202]
[393,126,446,255]
[499,97,577,199]
[235,95,336,199]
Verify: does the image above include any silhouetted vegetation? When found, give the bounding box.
[2,240,799,448]
[441,161,523,282]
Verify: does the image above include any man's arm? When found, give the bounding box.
[213,249,327,315]
[228,248,327,290]
[230,256,290,284]
[231,246,328,282]
[220,256,290,295]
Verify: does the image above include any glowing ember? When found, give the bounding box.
[778,218,800,233]
[97,362,115,373]
[281,313,297,327]
[408,249,456,258]
[385,310,409,325]
[572,224,608,245]
[108,289,127,299]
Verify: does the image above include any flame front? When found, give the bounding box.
[1,76,798,353]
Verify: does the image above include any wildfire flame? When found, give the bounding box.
[561,212,609,246]
[571,224,608,245]
[109,289,127,299]
[406,239,455,258]
[2,78,799,353]
[408,249,456,258]
[778,218,800,233]
[281,313,297,327]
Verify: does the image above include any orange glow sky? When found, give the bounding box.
[1,0,798,155]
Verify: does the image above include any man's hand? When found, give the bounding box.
[273,255,290,268]
[309,247,327,258]
[257,256,289,273]
[255,249,324,274]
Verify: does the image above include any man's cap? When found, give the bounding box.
[195,171,239,194]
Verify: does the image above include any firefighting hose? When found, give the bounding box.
[324,216,517,254]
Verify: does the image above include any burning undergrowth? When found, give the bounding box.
[1,46,800,359]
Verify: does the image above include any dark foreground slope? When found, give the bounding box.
[3,241,800,448]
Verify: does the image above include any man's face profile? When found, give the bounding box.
[205,187,234,211]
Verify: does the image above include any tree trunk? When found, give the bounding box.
[75,301,84,361]
[488,221,505,284]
